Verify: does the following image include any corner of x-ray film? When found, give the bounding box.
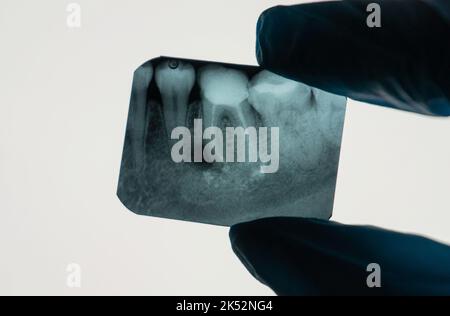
[117,56,347,226]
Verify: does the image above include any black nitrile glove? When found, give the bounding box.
[230,217,450,295]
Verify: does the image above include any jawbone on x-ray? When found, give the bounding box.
[117,57,347,226]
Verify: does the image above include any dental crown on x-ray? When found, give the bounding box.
[118,57,347,226]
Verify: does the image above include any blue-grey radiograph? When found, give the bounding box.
[117,57,347,226]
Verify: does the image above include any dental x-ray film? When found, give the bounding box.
[118,56,347,226]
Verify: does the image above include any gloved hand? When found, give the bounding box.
[256,0,450,116]
[229,0,450,296]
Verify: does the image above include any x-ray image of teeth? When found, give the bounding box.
[117,56,347,226]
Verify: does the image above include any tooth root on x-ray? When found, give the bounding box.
[155,60,195,141]
[198,65,256,129]
[129,61,153,169]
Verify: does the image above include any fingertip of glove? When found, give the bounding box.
[255,5,288,67]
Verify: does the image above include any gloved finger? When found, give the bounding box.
[230,217,450,295]
[256,0,450,116]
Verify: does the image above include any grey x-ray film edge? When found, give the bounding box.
[117,56,347,226]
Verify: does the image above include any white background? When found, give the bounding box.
[0,0,449,295]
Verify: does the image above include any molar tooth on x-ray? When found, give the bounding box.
[198,65,258,164]
[155,60,195,142]
[198,65,256,129]
[118,57,347,226]
[248,70,340,171]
